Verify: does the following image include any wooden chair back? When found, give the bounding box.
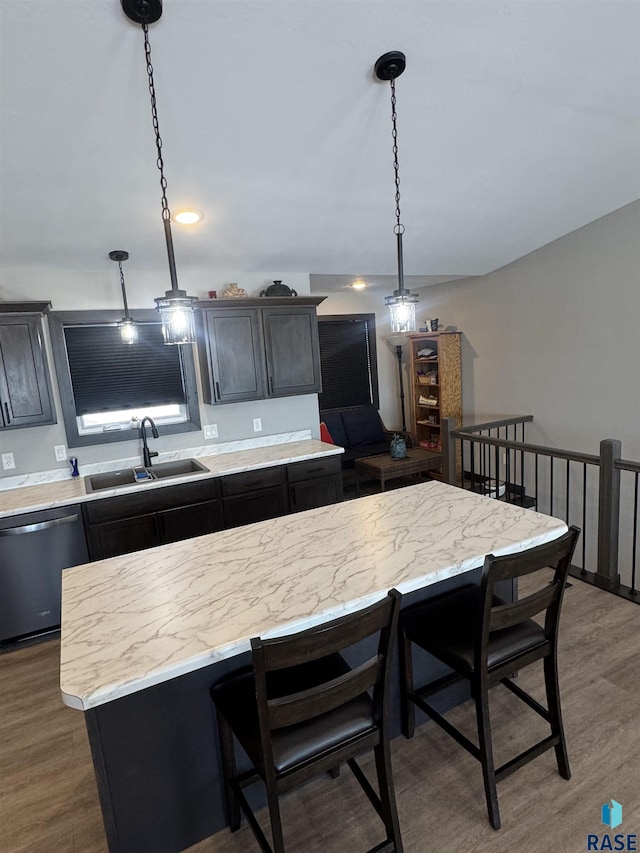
[251,589,401,734]
[478,526,580,667]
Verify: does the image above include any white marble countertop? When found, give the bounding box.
[0,440,342,518]
[60,480,567,711]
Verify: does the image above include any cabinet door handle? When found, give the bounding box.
[0,513,79,537]
[3,402,10,425]
[305,467,324,474]
[269,375,274,394]
[215,381,221,401]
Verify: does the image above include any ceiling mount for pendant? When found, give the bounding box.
[121,0,162,25]
[374,51,406,82]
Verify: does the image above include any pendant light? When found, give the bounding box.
[109,250,138,345]
[375,51,418,333]
[122,0,198,345]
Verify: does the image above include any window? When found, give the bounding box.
[49,310,201,448]
[317,314,379,412]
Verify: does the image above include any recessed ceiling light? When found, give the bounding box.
[173,209,204,225]
[351,280,367,290]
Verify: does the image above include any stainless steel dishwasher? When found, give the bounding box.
[0,504,89,643]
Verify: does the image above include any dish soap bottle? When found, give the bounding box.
[69,457,79,478]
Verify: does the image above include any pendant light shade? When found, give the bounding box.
[122,0,197,345]
[375,51,418,333]
[385,294,418,334]
[109,250,138,345]
[155,292,197,345]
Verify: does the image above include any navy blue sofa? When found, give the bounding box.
[321,406,403,469]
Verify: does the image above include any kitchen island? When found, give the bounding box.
[60,480,567,852]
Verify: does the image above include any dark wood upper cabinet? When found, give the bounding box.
[262,305,322,397]
[198,308,266,404]
[195,297,324,406]
[0,304,56,430]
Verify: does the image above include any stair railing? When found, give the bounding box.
[441,416,637,602]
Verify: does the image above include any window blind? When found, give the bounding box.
[318,318,375,410]
[64,323,186,415]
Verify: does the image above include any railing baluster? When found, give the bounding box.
[470,442,475,493]
[581,464,587,576]
[632,473,638,596]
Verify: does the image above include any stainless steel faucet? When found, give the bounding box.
[140,416,159,467]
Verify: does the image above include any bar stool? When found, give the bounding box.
[399,526,579,830]
[211,589,404,853]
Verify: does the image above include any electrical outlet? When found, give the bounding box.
[54,444,67,462]
[253,418,262,433]
[204,424,218,439]
[2,452,15,470]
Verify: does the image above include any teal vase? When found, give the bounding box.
[390,434,407,460]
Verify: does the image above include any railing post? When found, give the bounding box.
[596,438,621,589]
[441,417,457,485]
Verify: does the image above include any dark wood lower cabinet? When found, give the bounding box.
[84,457,343,561]
[286,455,343,513]
[158,500,223,544]
[223,488,288,529]
[86,513,159,560]
[289,475,343,513]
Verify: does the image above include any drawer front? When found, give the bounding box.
[84,478,220,523]
[220,466,284,497]
[223,487,287,529]
[286,455,342,483]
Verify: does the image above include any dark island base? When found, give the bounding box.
[85,571,513,853]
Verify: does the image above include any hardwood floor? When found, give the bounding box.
[1,577,639,853]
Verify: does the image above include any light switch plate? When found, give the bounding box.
[253,418,262,432]
[204,424,218,439]
[54,444,67,461]
[2,452,15,470]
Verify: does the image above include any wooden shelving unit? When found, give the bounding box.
[407,331,462,467]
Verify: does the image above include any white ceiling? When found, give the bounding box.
[0,0,638,291]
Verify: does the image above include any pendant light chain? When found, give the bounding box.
[117,260,130,318]
[390,78,404,237]
[142,20,171,222]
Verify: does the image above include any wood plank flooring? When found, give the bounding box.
[1,577,639,853]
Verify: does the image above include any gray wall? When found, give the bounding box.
[413,201,640,459]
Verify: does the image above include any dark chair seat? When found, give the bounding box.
[212,654,375,775]
[401,586,547,673]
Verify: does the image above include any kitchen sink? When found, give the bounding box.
[85,458,209,492]
[148,459,209,479]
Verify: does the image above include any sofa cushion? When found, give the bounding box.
[342,407,386,449]
[321,411,348,448]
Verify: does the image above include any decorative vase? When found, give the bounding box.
[390,434,407,460]
[260,280,298,297]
